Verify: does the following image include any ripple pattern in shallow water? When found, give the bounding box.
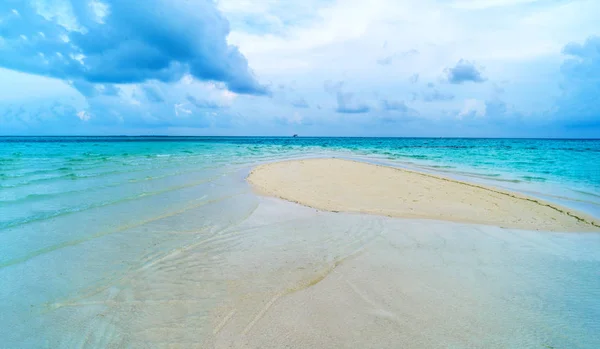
[0,137,599,348]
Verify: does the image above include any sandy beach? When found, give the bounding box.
[4,141,600,348]
[248,158,600,232]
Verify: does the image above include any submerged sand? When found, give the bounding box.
[247,158,600,232]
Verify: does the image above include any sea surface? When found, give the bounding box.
[1,136,599,348]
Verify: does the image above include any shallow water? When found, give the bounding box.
[1,137,599,348]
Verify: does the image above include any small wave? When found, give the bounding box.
[572,189,600,199]
[435,168,522,183]
[488,178,522,183]
[479,173,501,178]
[521,175,547,182]
[402,154,428,159]
[560,147,600,152]
[2,193,58,203]
[0,171,228,230]
[430,165,455,169]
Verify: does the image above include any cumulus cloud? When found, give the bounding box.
[444,59,486,84]
[556,36,600,127]
[0,0,267,95]
[335,92,370,114]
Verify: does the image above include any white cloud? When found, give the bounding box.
[76,110,91,121]
[2,0,599,136]
[90,0,110,24]
[450,0,541,10]
[458,99,486,118]
[224,0,599,80]
[174,103,192,117]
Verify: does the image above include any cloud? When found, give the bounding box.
[325,80,369,113]
[457,99,486,118]
[555,36,600,127]
[275,111,310,126]
[101,84,121,97]
[0,100,86,134]
[450,0,541,10]
[70,80,101,98]
[291,98,309,108]
[444,59,486,84]
[186,95,220,109]
[0,0,267,95]
[422,89,455,102]
[381,99,410,112]
[562,36,600,58]
[482,98,523,126]
[324,80,344,94]
[76,110,91,121]
[174,103,193,117]
[492,83,505,95]
[376,49,419,65]
[335,92,370,114]
[142,86,165,103]
[409,74,419,84]
[378,99,419,123]
[69,80,120,97]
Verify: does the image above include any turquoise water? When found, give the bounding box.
[1,137,599,347]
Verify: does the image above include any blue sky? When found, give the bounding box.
[0,0,599,137]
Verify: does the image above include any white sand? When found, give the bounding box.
[247,158,600,232]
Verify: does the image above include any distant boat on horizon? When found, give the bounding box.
[292,134,298,137]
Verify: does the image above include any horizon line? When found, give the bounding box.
[1,135,599,140]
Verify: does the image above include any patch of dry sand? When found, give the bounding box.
[247,158,599,232]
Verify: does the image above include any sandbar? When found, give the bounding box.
[247,158,600,232]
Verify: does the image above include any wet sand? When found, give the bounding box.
[247,158,600,232]
[210,198,600,349]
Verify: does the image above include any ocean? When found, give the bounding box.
[1,136,599,347]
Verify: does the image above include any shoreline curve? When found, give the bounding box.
[247,158,600,232]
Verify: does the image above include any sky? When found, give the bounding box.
[0,0,599,137]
